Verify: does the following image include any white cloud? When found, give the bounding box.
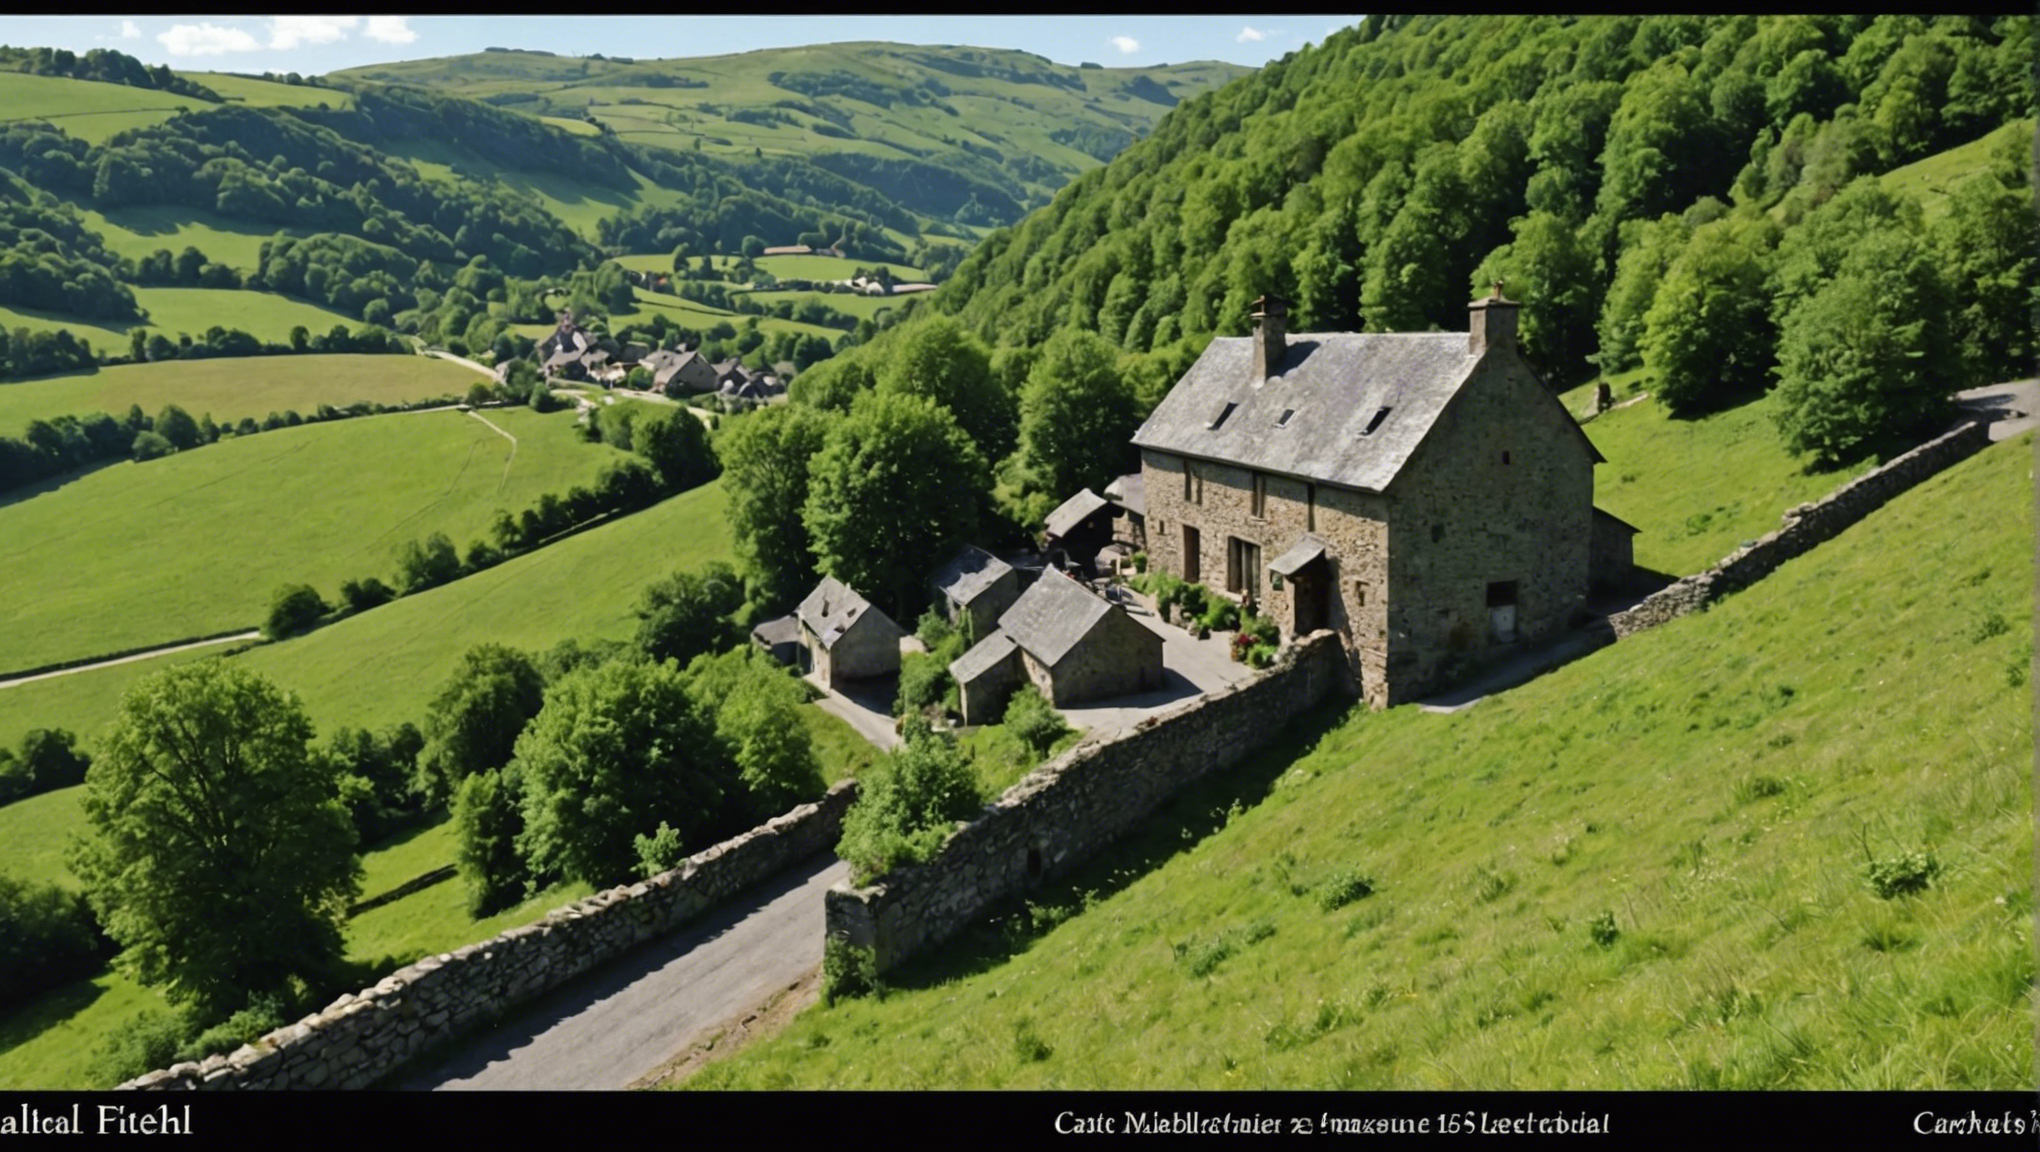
[364,16,417,45]
[1237,26,1268,43]
[1112,35,1139,54]
[119,20,141,40]
[158,22,262,57]
[268,16,357,50]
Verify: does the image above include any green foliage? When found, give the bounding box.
[339,576,395,614]
[1200,598,1241,633]
[1013,328,1140,505]
[836,726,983,883]
[172,991,287,1066]
[684,647,828,822]
[88,1010,192,1088]
[322,722,426,847]
[69,661,360,1017]
[0,871,107,1007]
[803,390,986,622]
[414,644,546,809]
[1773,225,1953,466]
[1641,212,1778,416]
[513,658,736,888]
[1316,867,1376,911]
[262,583,328,641]
[1588,910,1621,948]
[633,560,744,666]
[821,936,881,1005]
[0,727,89,807]
[1173,920,1275,977]
[393,531,462,595]
[1863,845,1941,900]
[1000,685,1070,757]
[894,651,952,719]
[717,403,835,612]
[873,315,1012,462]
[453,764,530,918]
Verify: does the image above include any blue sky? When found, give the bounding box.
[11,16,1362,76]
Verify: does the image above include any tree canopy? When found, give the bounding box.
[69,661,359,1016]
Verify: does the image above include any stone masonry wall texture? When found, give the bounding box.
[121,781,858,1091]
[827,631,1345,974]
[1610,421,1989,638]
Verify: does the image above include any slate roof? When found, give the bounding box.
[1043,488,1111,540]
[796,577,899,649]
[948,628,1017,684]
[997,569,1111,668]
[1134,332,1601,492]
[751,614,800,647]
[1268,534,1329,577]
[1104,471,1144,517]
[931,545,1013,608]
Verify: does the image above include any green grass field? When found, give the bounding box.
[76,204,311,272]
[0,72,197,145]
[181,72,357,111]
[691,432,2033,1092]
[754,254,929,282]
[1875,118,2033,227]
[0,406,629,673]
[1577,387,1880,578]
[0,289,360,350]
[0,354,476,434]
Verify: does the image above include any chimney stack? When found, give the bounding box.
[1468,281,1518,357]
[1252,294,1288,380]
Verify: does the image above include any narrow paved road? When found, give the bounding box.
[0,630,261,690]
[404,853,848,1091]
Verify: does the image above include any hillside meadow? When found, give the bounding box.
[75,204,314,273]
[0,405,628,673]
[0,289,360,349]
[0,354,477,435]
[0,71,199,145]
[689,433,2033,1091]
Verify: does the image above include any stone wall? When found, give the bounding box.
[1611,421,1990,638]
[122,781,859,1091]
[827,631,1346,974]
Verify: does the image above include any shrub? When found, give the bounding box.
[1001,685,1069,756]
[130,430,174,460]
[1200,598,1240,632]
[262,583,328,640]
[915,607,956,650]
[0,872,109,1008]
[1130,550,1147,573]
[339,577,395,613]
[89,1011,193,1086]
[1315,867,1376,911]
[1588,911,1620,948]
[173,992,286,1065]
[822,937,881,1004]
[894,651,951,718]
[1864,846,1940,899]
[836,726,981,882]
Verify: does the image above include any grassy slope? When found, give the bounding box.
[0,290,360,348]
[181,73,358,111]
[1875,118,2033,227]
[692,433,2033,1091]
[1577,386,1880,578]
[0,354,476,434]
[0,72,200,145]
[74,205,311,273]
[0,407,627,672]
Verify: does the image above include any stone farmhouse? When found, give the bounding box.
[949,568,1164,725]
[1133,290,1630,709]
[929,544,1021,640]
[796,576,904,689]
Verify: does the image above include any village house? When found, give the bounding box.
[642,347,718,395]
[1101,471,1147,568]
[1040,488,1118,579]
[796,576,904,689]
[929,544,1022,640]
[949,568,1164,725]
[1132,290,1630,709]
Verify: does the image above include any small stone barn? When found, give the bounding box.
[1041,488,1117,579]
[929,544,1020,640]
[796,577,904,689]
[949,568,1164,724]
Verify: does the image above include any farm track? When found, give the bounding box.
[0,630,261,690]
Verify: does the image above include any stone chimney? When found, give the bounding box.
[1468,281,1518,357]
[1252,294,1288,380]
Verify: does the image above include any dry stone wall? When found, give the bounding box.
[122,781,858,1091]
[1611,421,1990,637]
[827,631,1346,974]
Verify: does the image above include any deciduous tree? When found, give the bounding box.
[69,662,359,1016]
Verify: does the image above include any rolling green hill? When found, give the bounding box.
[691,431,2032,1091]
[332,43,1249,225]
[0,354,477,435]
[0,406,628,672]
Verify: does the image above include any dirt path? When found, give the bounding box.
[421,349,499,378]
[463,410,518,492]
[0,631,262,691]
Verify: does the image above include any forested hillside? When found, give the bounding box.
[918,14,2032,460]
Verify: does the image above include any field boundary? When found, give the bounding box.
[1610,421,1991,637]
[0,628,260,689]
[123,782,858,1091]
